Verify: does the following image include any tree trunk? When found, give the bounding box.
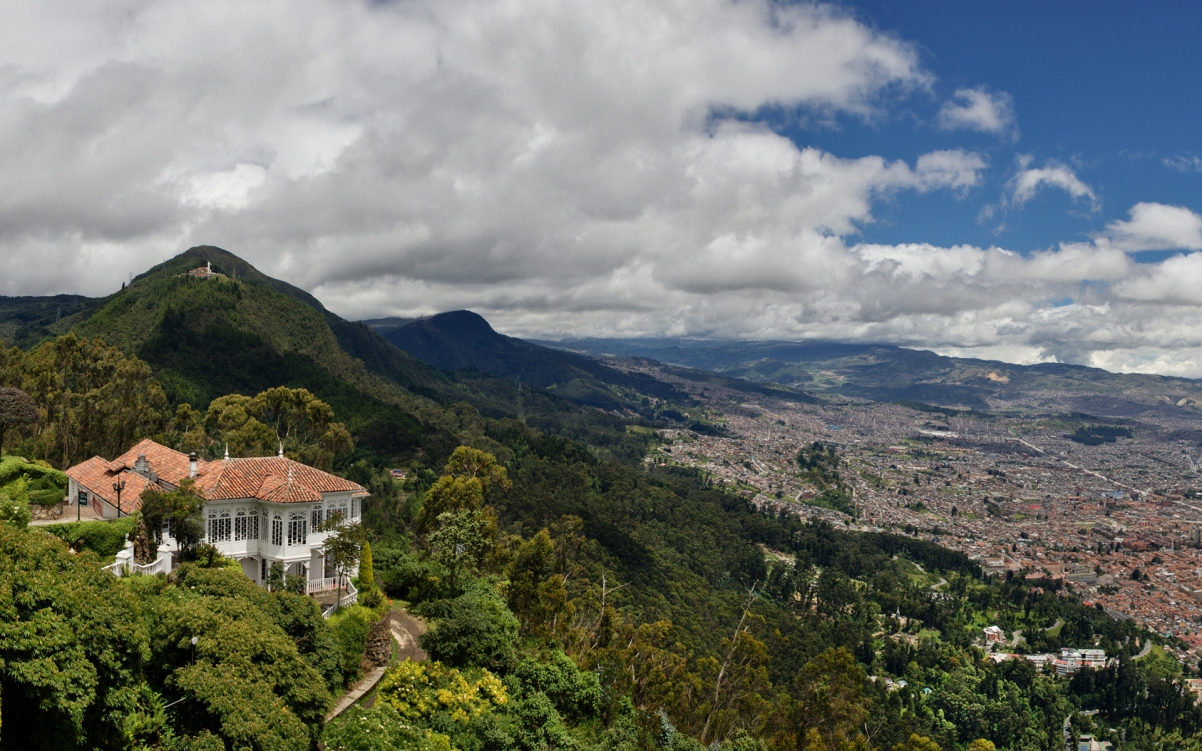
[132,516,157,565]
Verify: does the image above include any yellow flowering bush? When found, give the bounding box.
[377,660,508,724]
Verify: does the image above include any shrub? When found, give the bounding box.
[359,540,375,591]
[0,479,31,528]
[509,650,601,722]
[0,455,67,506]
[323,704,452,751]
[416,582,519,673]
[375,660,507,725]
[327,604,378,685]
[43,516,137,558]
[359,586,385,610]
[375,546,446,604]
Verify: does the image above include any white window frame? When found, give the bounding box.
[234,508,248,541]
[208,509,231,543]
[287,511,307,547]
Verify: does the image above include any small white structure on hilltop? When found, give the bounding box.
[186,261,224,279]
[66,439,366,595]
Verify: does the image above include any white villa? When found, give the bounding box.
[66,439,367,589]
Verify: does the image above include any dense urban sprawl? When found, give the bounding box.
[621,360,1202,667]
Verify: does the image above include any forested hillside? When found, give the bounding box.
[381,310,690,413]
[3,248,1202,749]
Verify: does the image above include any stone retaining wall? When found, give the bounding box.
[364,612,393,667]
[30,501,67,521]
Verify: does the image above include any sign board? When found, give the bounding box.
[78,490,88,506]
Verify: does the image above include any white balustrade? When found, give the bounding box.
[322,580,358,618]
[306,577,340,594]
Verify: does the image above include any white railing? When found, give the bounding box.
[307,577,340,594]
[322,580,358,618]
[103,557,168,578]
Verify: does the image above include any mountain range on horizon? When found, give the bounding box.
[5,246,1202,426]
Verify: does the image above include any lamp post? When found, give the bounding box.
[112,477,126,517]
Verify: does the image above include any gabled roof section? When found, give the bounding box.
[110,438,206,486]
[257,474,323,504]
[65,456,154,512]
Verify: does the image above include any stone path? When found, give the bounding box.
[325,665,388,721]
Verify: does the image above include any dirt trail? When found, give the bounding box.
[391,609,427,662]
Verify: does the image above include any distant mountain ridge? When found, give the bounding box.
[379,311,691,412]
[535,337,1202,417]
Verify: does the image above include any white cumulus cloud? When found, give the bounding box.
[1007,157,1098,209]
[1102,202,1202,251]
[937,86,1017,137]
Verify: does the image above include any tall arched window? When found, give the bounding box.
[271,513,283,546]
[234,509,248,541]
[207,510,217,542]
[215,510,231,543]
[250,509,260,540]
[311,504,323,531]
[287,511,307,546]
[336,500,349,523]
[351,498,359,520]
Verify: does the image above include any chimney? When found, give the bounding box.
[189,452,198,479]
[135,454,148,476]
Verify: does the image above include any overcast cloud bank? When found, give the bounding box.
[2,0,1202,376]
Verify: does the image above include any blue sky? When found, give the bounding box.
[807,2,1202,256]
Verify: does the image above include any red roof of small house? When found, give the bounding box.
[109,438,206,486]
[65,455,154,513]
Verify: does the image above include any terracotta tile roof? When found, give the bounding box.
[257,474,323,504]
[66,439,365,508]
[65,456,153,513]
[195,455,365,503]
[110,438,207,486]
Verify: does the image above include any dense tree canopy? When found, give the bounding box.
[0,387,37,454]
[0,522,342,751]
[0,334,167,467]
